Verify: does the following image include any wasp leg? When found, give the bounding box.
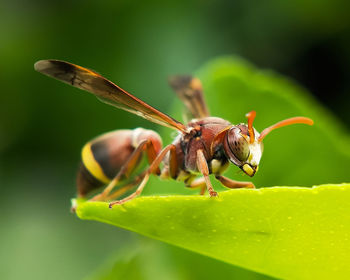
[145,140,161,176]
[215,175,255,189]
[196,150,218,197]
[109,144,176,207]
[168,142,179,179]
[187,177,206,195]
[90,139,158,202]
[105,171,146,201]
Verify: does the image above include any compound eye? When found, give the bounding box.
[228,129,250,162]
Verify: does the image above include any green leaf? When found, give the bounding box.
[87,239,273,280]
[77,57,350,279]
[76,184,350,280]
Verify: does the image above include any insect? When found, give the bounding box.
[34,60,314,208]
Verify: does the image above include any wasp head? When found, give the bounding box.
[223,111,262,177]
[223,111,313,177]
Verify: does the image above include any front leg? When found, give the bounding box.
[196,149,218,197]
[215,175,255,189]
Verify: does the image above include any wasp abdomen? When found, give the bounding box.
[76,128,162,198]
[76,162,104,197]
[77,130,138,197]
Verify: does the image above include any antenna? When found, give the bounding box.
[258,117,314,143]
[245,111,256,144]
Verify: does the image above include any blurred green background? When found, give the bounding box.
[1,0,350,279]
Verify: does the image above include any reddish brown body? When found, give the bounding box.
[163,117,231,181]
[34,59,314,207]
[76,116,235,201]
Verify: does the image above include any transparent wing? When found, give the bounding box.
[168,75,210,119]
[34,60,186,132]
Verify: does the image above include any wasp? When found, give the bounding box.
[34,60,314,208]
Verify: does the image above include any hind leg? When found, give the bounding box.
[90,139,159,202]
[105,172,146,201]
[109,144,176,207]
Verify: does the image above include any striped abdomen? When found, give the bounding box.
[76,130,138,197]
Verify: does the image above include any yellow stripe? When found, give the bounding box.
[82,143,110,184]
